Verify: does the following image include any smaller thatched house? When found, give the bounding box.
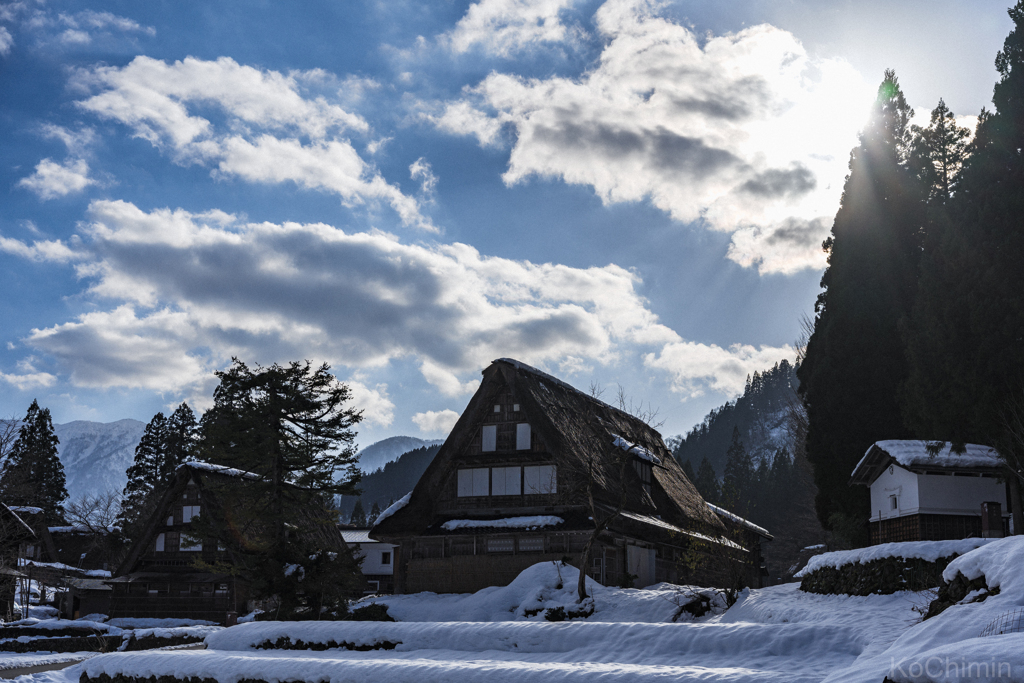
[371,358,769,593]
[1,503,35,620]
[111,461,357,624]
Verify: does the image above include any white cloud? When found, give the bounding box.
[347,379,395,428]
[443,0,581,57]
[0,371,57,391]
[0,235,78,262]
[0,26,13,55]
[644,340,793,398]
[409,157,438,197]
[412,409,460,435]
[431,0,875,274]
[74,56,433,230]
[11,198,789,406]
[17,157,96,199]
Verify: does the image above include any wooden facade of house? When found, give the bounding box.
[371,358,770,593]
[112,461,356,624]
[110,463,263,624]
[1,503,35,620]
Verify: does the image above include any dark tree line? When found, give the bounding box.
[0,400,68,524]
[799,2,1024,544]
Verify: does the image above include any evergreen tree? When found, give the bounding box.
[350,498,367,527]
[117,403,199,540]
[721,427,754,515]
[0,400,68,523]
[797,71,925,544]
[903,2,1024,452]
[368,501,381,526]
[118,411,167,536]
[680,458,696,485]
[163,403,199,481]
[908,99,971,203]
[693,457,720,505]
[197,359,364,617]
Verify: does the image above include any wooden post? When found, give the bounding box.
[1010,477,1023,536]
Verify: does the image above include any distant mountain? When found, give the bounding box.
[356,435,443,474]
[53,419,146,500]
[340,444,441,520]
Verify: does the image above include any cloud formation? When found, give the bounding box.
[74,56,433,230]
[7,199,788,406]
[429,0,873,274]
[412,409,461,435]
[443,0,581,57]
[18,157,95,199]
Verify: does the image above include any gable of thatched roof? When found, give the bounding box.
[1,502,36,544]
[372,358,723,538]
[116,461,346,577]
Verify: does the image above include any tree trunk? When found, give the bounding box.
[1010,476,1023,536]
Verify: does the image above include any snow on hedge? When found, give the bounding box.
[825,536,1024,682]
[795,538,1000,577]
[351,561,726,623]
[440,516,563,531]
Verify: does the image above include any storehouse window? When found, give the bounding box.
[381,551,392,565]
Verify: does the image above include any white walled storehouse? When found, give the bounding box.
[850,440,1010,544]
[341,529,396,594]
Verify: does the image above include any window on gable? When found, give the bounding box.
[524,465,556,494]
[494,404,501,413]
[491,466,522,496]
[633,460,652,494]
[482,425,497,452]
[458,467,490,497]
[182,505,201,523]
[516,423,531,450]
[155,532,165,552]
[381,551,392,565]
[890,495,898,510]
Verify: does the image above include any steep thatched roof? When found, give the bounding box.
[1,502,36,545]
[372,358,724,539]
[116,462,347,577]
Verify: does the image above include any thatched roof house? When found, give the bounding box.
[112,461,354,624]
[371,358,768,592]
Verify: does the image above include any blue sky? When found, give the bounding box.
[0,0,1013,448]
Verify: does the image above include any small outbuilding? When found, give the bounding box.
[341,529,396,594]
[850,440,1011,544]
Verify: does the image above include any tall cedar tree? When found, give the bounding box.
[721,427,753,516]
[197,359,363,617]
[693,457,720,505]
[903,2,1024,451]
[797,71,925,542]
[0,400,68,523]
[118,403,198,540]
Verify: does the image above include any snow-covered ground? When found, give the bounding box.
[8,541,1024,683]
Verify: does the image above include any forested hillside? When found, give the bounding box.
[339,444,441,523]
[671,359,825,577]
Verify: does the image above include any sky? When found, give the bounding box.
[0,0,1014,449]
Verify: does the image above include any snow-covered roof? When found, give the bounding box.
[181,460,261,480]
[441,516,564,531]
[616,510,746,551]
[9,505,43,515]
[706,503,772,539]
[851,440,1004,486]
[611,434,662,465]
[341,529,376,544]
[372,491,410,527]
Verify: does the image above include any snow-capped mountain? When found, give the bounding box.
[356,436,444,473]
[53,419,146,499]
